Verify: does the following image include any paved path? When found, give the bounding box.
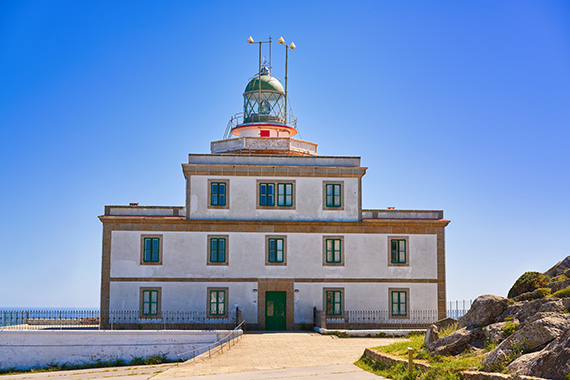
[152,331,399,379]
[157,364,383,379]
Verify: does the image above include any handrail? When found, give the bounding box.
[177,319,245,362]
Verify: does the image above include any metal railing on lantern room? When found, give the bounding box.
[224,112,298,139]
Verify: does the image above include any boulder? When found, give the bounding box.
[426,326,483,356]
[424,324,439,347]
[544,256,570,278]
[434,317,458,331]
[547,277,570,293]
[483,322,507,344]
[424,318,458,348]
[506,328,570,380]
[513,288,550,302]
[562,297,570,311]
[505,298,560,324]
[481,314,570,372]
[457,295,508,329]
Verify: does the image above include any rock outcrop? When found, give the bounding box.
[426,326,483,356]
[481,314,570,372]
[427,296,570,379]
[506,328,570,380]
[457,295,508,329]
[544,256,570,278]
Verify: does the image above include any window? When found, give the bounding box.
[208,179,229,209]
[391,239,406,263]
[140,235,162,265]
[324,289,343,316]
[388,236,409,266]
[266,236,287,265]
[208,288,227,317]
[323,236,344,266]
[208,236,228,265]
[277,183,293,207]
[257,180,296,209]
[323,182,344,210]
[390,289,408,318]
[140,288,161,318]
[259,183,275,206]
[268,238,284,263]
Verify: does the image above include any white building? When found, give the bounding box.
[99,56,449,330]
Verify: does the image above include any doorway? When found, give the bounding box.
[265,291,286,330]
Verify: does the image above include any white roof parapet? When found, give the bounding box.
[105,205,186,217]
[211,137,317,156]
[362,209,444,220]
[188,153,361,167]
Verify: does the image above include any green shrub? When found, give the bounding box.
[508,272,549,299]
[552,287,570,298]
[502,321,518,337]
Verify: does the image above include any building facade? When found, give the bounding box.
[99,63,449,330]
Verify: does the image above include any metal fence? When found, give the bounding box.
[446,300,473,320]
[314,309,439,330]
[0,309,241,331]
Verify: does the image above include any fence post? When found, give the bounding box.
[235,306,241,327]
[408,347,414,374]
[313,307,317,328]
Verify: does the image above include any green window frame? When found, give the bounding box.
[259,183,275,206]
[391,291,408,317]
[325,239,342,263]
[277,183,293,207]
[210,182,226,206]
[267,238,284,263]
[391,239,407,264]
[325,290,342,316]
[143,237,160,263]
[325,184,342,207]
[142,289,159,316]
[209,289,226,316]
[210,238,226,263]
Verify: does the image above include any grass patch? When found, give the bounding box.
[438,322,458,338]
[0,354,179,376]
[367,331,482,377]
[356,355,462,380]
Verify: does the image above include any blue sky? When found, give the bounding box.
[1,0,569,308]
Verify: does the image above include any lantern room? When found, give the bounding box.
[229,65,297,138]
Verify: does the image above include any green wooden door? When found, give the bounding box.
[265,291,286,330]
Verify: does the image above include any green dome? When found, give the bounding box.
[244,74,285,93]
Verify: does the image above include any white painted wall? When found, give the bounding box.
[0,330,239,370]
[110,231,437,280]
[293,283,438,324]
[189,176,360,221]
[109,281,258,323]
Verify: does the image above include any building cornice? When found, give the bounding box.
[98,215,450,230]
[181,163,367,178]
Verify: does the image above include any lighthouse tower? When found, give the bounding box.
[211,40,317,156]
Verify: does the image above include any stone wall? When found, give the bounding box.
[0,329,239,370]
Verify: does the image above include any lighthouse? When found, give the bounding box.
[211,37,317,156]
